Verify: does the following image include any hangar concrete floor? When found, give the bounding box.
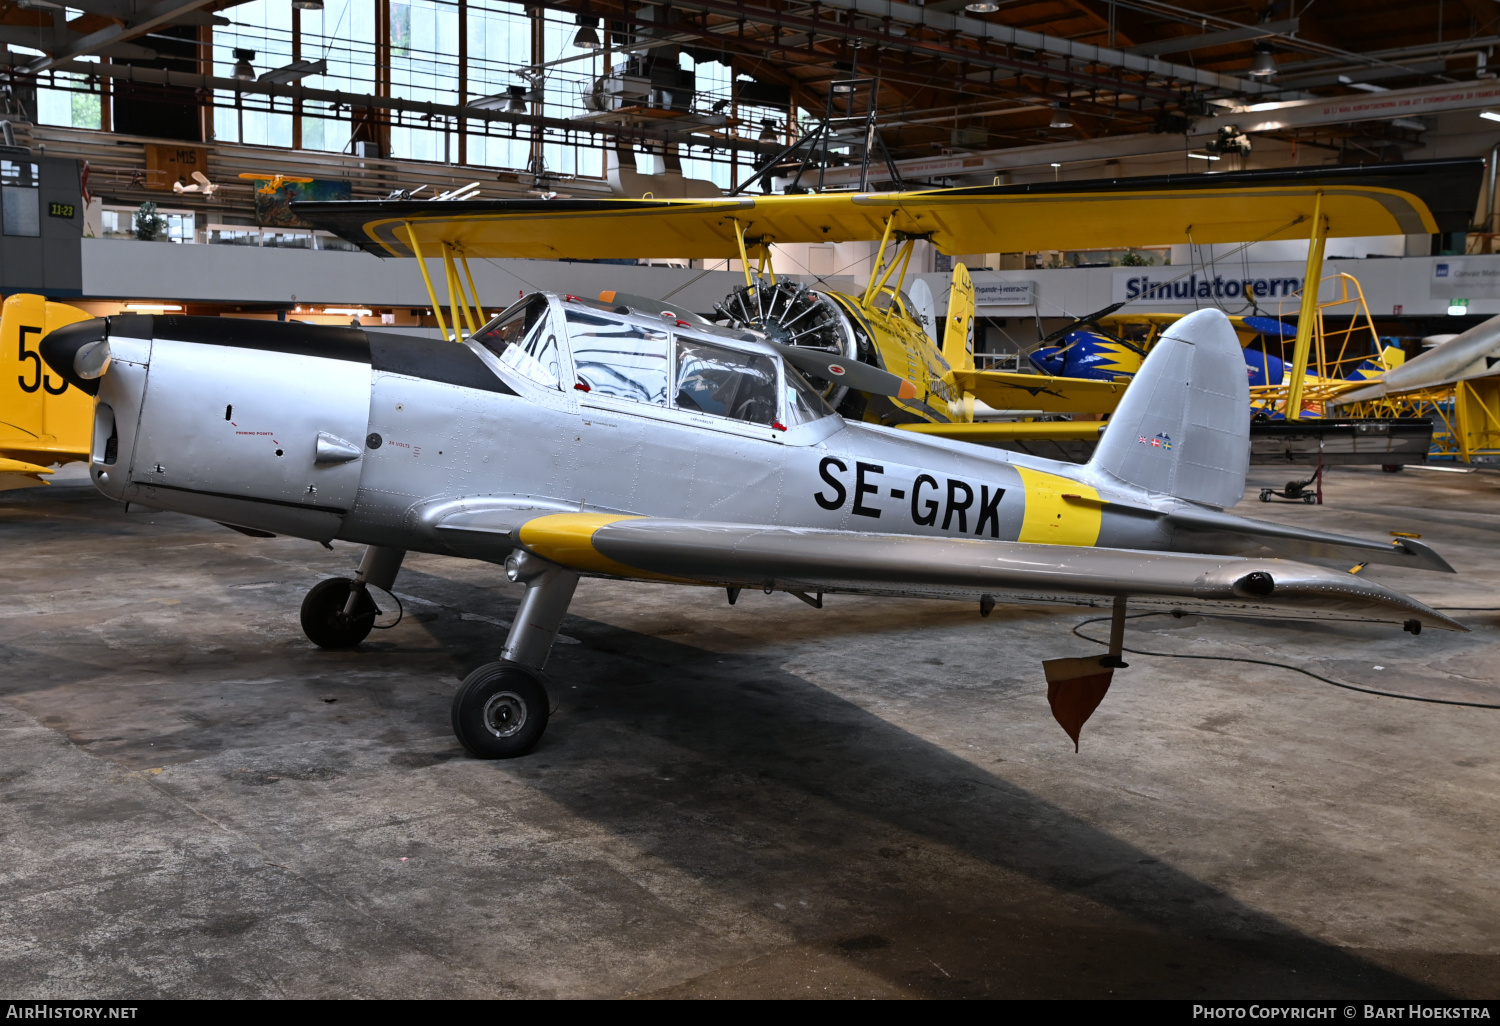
[3,464,1499,1000]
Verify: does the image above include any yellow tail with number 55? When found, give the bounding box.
[1,293,94,489]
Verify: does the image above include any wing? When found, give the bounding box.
[425,509,1462,631]
[950,369,1129,414]
[1337,313,1500,404]
[0,456,53,490]
[293,159,1481,260]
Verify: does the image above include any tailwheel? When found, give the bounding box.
[300,577,378,649]
[452,662,550,759]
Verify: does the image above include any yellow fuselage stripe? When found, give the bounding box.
[1016,467,1102,546]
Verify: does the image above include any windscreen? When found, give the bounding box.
[675,338,778,426]
[782,362,836,426]
[473,295,561,388]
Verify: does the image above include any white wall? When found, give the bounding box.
[79,238,854,315]
[80,237,1499,324]
[1169,235,1408,265]
[906,254,1500,322]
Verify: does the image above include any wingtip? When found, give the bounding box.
[898,380,919,400]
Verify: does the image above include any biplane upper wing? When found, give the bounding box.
[427,510,1462,630]
[294,160,1481,261]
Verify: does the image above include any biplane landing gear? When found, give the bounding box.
[452,551,578,759]
[1259,461,1324,505]
[299,545,407,650]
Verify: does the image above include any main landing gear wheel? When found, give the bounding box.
[300,577,378,649]
[451,662,550,759]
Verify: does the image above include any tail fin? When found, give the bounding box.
[943,262,975,373]
[0,294,94,476]
[1089,308,1249,509]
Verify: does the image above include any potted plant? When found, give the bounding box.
[134,201,168,241]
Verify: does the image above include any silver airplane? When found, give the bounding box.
[40,297,1463,756]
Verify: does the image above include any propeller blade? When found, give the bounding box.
[771,341,917,400]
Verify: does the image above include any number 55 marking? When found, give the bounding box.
[18,326,68,395]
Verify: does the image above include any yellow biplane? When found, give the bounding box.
[0,294,94,489]
[296,159,1478,445]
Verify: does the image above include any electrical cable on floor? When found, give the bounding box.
[1072,611,1500,710]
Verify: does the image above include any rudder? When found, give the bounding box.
[943,262,975,373]
[1088,308,1249,508]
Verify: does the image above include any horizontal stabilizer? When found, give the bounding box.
[1160,504,1455,573]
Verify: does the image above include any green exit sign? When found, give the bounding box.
[48,201,76,219]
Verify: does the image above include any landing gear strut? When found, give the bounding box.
[300,578,378,649]
[451,551,579,759]
[299,545,406,649]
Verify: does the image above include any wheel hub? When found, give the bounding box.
[482,691,528,738]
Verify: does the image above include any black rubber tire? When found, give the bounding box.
[1383,464,1404,473]
[300,577,377,649]
[451,662,550,759]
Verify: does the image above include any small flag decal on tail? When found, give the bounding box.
[1137,432,1173,451]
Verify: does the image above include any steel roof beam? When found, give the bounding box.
[1124,19,1298,57]
[662,0,1276,97]
[0,51,789,159]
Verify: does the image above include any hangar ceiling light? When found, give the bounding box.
[573,15,601,50]
[964,1,999,11]
[232,49,255,81]
[1247,43,1277,77]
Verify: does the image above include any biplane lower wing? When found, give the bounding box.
[292,160,1482,261]
[949,368,1129,414]
[428,510,1462,631]
[0,456,54,490]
